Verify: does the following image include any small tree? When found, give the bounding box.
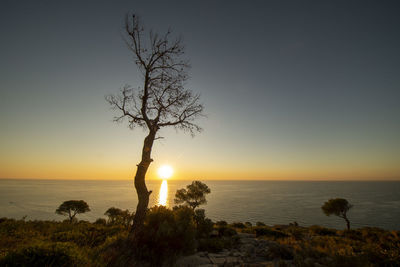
[105,207,123,224]
[174,181,210,210]
[321,198,353,230]
[55,200,90,222]
[105,207,134,227]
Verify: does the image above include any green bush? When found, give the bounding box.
[0,242,88,267]
[132,206,196,265]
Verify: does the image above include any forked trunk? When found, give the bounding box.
[130,130,156,238]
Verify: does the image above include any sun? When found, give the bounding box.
[158,165,173,179]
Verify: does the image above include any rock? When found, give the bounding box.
[209,256,226,265]
[225,256,242,264]
[208,253,228,258]
[239,243,256,254]
[243,262,274,267]
[197,251,208,257]
[241,237,258,245]
[176,254,211,267]
[178,234,298,267]
[257,239,275,248]
[232,251,244,257]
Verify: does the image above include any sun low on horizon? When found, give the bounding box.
[157,165,174,180]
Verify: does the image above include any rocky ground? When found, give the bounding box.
[176,233,298,267]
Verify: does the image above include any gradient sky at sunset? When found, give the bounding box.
[1,1,399,180]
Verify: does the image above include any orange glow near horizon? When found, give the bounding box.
[0,154,399,181]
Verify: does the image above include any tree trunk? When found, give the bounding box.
[344,215,350,230]
[130,130,156,238]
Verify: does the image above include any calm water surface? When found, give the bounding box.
[1,179,399,230]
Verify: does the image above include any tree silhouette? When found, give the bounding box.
[321,198,353,230]
[105,207,134,227]
[55,200,90,222]
[174,180,211,210]
[104,207,124,224]
[106,14,204,237]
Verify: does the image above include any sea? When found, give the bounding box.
[1,179,399,230]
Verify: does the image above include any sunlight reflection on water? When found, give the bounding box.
[158,180,168,206]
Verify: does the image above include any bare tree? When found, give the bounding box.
[106,14,204,237]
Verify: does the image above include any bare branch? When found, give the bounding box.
[105,85,146,129]
[107,13,204,135]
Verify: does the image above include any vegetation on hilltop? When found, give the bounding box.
[1,216,399,266]
[1,183,399,266]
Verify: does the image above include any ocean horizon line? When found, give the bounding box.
[1,178,400,182]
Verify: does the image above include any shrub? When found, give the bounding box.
[94,218,107,225]
[245,221,253,227]
[133,206,196,265]
[198,238,225,252]
[193,209,214,238]
[341,229,362,241]
[256,221,266,227]
[0,242,88,267]
[51,226,110,247]
[254,227,288,238]
[104,207,134,227]
[265,243,294,260]
[218,226,237,237]
[287,226,305,240]
[331,254,370,267]
[198,236,239,253]
[215,220,228,227]
[309,225,337,236]
[231,222,246,229]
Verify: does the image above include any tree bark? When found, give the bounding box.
[130,130,156,238]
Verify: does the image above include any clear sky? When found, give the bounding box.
[1,0,399,180]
